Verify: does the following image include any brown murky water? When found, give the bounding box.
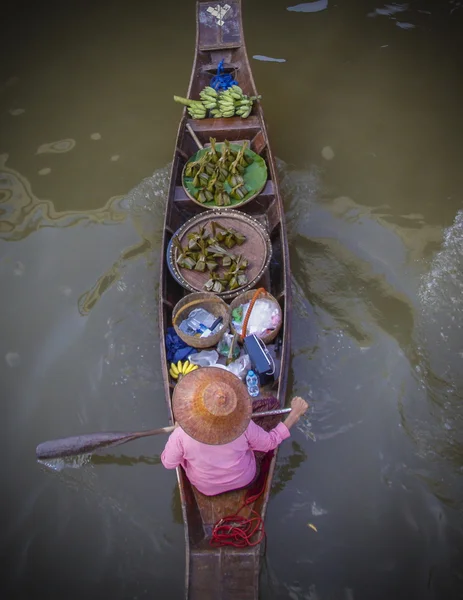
[1,1,463,599]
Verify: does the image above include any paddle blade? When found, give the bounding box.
[36,432,144,460]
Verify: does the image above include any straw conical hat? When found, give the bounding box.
[172,367,252,445]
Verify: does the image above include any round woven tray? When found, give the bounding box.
[167,209,272,300]
[182,142,268,210]
[172,292,230,349]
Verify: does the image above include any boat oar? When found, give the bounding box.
[36,407,291,461]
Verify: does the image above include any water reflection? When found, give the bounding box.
[0,154,126,241]
[271,441,308,497]
[77,238,152,315]
[171,485,184,526]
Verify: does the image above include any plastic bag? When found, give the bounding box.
[202,355,251,380]
[231,299,281,338]
[217,332,240,359]
[226,354,251,380]
[188,349,219,367]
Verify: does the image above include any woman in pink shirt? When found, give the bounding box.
[161,367,308,496]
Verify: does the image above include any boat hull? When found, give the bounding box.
[159,2,292,598]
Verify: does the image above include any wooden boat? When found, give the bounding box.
[158,1,291,598]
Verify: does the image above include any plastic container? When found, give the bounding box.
[246,370,260,397]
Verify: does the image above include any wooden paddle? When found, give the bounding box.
[36,407,291,460]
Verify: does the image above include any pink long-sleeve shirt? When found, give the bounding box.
[161,420,290,496]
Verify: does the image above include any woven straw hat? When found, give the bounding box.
[172,367,252,445]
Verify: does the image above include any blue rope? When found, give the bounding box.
[210,59,238,91]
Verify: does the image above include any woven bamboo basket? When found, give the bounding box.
[229,287,282,345]
[167,209,272,301]
[172,292,230,349]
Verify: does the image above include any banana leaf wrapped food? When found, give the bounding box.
[172,236,196,270]
[173,222,250,292]
[184,138,260,206]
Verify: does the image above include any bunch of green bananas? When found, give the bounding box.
[173,86,261,119]
[217,87,238,117]
[173,95,206,119]
[216,86,260,118]
[234,95,254,118]
[199,86,218,110]
[187,100,206,119]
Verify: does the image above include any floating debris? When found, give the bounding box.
[369,3,409,17]
[396,21,415,29]
[307,523,318,532]
[9,108,25,116]
[38,168,51,176]
[287,0,328,13]
[321,146,335,160]
[253,55,286,63]
[110,155,120,162]
[36,139,76,154]
[90,133,102,140]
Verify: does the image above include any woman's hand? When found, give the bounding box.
[283,396,309,430]
[290,396,309,418]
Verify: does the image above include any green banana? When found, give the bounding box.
[219,92,234,101]
[200,93,217,103]
[173,95,197,106]
[188,106,206,119]
[202,86,218,97]
[230,85,244,95]
[200,90,217,98]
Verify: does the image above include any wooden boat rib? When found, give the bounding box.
[159,1,291,598]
